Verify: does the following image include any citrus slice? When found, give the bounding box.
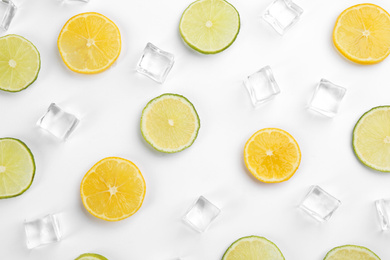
[75,253,108,260]
[58,12,121,74]
[0,138,35,199]
[353,106,390,172]
[333,4,390,64]
[222,236,285,260]
[244,128,301,183]
[80,157,146,221]
[179,0,240,54]
[0,34,40,92]
[140,94,200,153]
[324,245,380,260]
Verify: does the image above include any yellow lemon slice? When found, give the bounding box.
[324,245,380,260]
[80,157,146,221]
[58,12,121,74]
[333,4,390,64]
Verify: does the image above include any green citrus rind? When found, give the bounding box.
[222,235,285,260]
[75,253,108,260]
[179,0,240,54]
[352,106,390,172]
[0,34,41,92]
[324,245,381,260]
[0,138,35,199]
[140,93,200,153]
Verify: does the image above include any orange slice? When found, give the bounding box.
[80,157,146,221]
[58,12,121,74]
[244,128,301,183]
[333,4,390,64]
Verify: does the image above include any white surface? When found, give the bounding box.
[1,0,390,259]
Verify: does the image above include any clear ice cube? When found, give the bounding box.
[0,0,17,31]
[262,0,303,35]
[244,66,280,107]
[136,42,175,84]
[24,214,62,249]
[308,79,346,117]
[375,199,390,231]
[299,185,341,222]
[37,103,79,141]
[183,196,221,233]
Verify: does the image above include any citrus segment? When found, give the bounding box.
[75,253,108,260]
[0,138,35,199]
[222,236,285,260]
[80,157,146,221]
[58,12,121,74]
[244,128,301,183]
[141,94,200,153]
[0,34,40,92]
[179,0,240,54]
[353,106,390,172]
[324,245,380,260]
[333,4,390,64]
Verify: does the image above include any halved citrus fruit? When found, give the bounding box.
[58,12,121,74]
[324,245,380,260]
[140,94,200,153]
[0,138,35,199]
[353,106,390,172]
[222,236,285,260]
[333,4,390,64]
[0,34,40,92]
[80,157,146,221]
[75,253,108,260]
[179,0,240,54]
[244,128,301,183]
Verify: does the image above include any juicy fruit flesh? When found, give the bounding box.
[325,245,380,260]
[180,0,240,53]
[141,94,200,153]
[244,129,301,183]
[58,13,121,73]
[0,35,40,91]
[333,4,390,64]
[353,106,390,171]
[223,236,284,260]
[80,157,145,221]
[0,138,35,198]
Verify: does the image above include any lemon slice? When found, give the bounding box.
[140,94,200,153]
[75,253,108,260]
[80,157,146,221]
[244,128,301,183]
[0,35,40,92]
[324,245,380,260]
[353,106,390,172]
[0,138,35,199]
[333,4,390,64]
[222,236,285,260]
[58,12,121,74]
[179,0,240,54]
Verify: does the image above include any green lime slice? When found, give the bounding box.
[324,245,380,260]
[0,138,35,199]
[75,253,108,260]
[222,236,285,260]
[0,34,41,92]
[353,106,390,172]
[141,93,200,153]
[179,0,240,54]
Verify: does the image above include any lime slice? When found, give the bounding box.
[0,34,41,92]
[75,253,108,260]
[179,0,240,54]
[141,93,200,153]
[222,236,285,260]
[353,106,390,172]
[324,245,380,260]
[0,138,35,199]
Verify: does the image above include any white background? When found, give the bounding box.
[1,0,390,259]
